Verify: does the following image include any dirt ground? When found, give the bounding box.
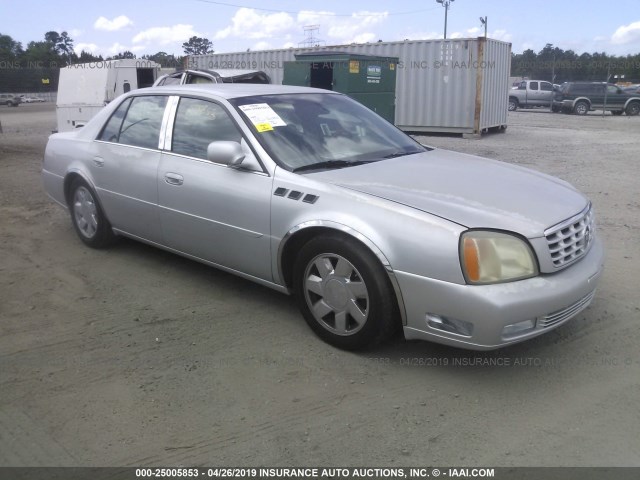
[1,103,639,468]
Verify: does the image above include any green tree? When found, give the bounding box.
[182,36,214,55]
[0,33,24,60]
[108,51,136,60]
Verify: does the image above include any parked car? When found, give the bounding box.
[552,82,640,115]
[20,96,46,103]
[508,80,555,111]
[154,69,270,86]
[1,93,22,107]
[42,84,604,351]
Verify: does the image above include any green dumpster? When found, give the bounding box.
[283,51,398,124]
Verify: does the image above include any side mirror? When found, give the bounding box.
[207,141,245,166]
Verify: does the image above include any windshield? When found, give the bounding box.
[229,93,426,172]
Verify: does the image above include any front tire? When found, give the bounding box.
[69,178,115,248]
[293,234,398,350]
[625,102,640,116]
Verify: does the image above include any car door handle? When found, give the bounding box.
[164,173,184,186]
[93,156,104,167]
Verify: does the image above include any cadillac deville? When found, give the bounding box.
[42,84,604,350]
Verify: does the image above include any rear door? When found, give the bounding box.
[540,81,554,105]
[92,95,168,241]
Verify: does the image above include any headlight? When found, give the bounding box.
[460,231,538,285]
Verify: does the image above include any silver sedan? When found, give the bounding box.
[42,84,604,350]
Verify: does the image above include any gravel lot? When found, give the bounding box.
[1,103,639,468]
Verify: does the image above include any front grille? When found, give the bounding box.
[538,290,596,328]
[545,205,595,269]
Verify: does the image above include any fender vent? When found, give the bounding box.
[273,188,319,204]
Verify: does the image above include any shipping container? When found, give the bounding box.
[189,38,511,134]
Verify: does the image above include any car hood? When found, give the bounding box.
[310,149,588,238]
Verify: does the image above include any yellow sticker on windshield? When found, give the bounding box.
[255,122,273,132]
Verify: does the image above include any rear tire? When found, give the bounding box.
[293,234,399,350]
[69,178,115,248]
[573,101,589,115]
[508,98,518,112]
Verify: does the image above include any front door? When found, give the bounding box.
[157,97,273,281]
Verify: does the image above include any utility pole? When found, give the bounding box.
[436,0,455,39]
[479,16,487,38]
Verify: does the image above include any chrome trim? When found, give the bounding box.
[162,95,180,151]
[538,289,596,328]
[277,220,408,325]
[544,203,594,269]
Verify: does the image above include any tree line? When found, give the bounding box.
[0,31,214,92]
[2,32,639,93]
[512,44,640,84]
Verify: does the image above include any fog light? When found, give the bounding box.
[426,313,473,337]
[502,319,536,339]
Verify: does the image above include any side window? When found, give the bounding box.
[98,96,167,149]
[98,98,132,142]
[186,74,215,84]
[517,82,526,90]
[118,96,168,149]
[541,82,553,91]
[529,81,539,90]
[606,85,619,94]
[171,97,243,160]
[161,74,182,86]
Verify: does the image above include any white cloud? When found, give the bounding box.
[69,29,83,38]
[132,24,199,45]
[213,8,388,47]
[611,20,640,45]
[215,8,294,40]
[449,28,512,42]
[107,42,132,55]
[94,15,133,32]
[252,41,272,51]
[298,10,388,44]
[74,43,98,54]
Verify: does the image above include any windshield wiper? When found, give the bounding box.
[292,159,377,173]
[382,149,423,159]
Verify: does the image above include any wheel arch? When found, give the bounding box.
[573,97,591,107]
[278,221,407,325]
[63,171,93,207]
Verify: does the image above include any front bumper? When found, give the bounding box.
[398,237,604,350]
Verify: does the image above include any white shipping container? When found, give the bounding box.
[189,38,511,134]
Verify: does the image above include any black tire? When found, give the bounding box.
[625,102,640,116]
[611,110,624,116]
[293,234,399,351]
[68,178,115,248]
[551,105,560,113]
[573,100,589,115]
[508,98,518,112]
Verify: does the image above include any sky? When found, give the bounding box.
[2,0,640,57]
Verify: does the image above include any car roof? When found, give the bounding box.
[137,84,339,100]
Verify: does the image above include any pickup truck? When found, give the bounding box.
[508,80,554,111]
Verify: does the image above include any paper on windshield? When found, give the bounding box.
[238,103,286,132]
